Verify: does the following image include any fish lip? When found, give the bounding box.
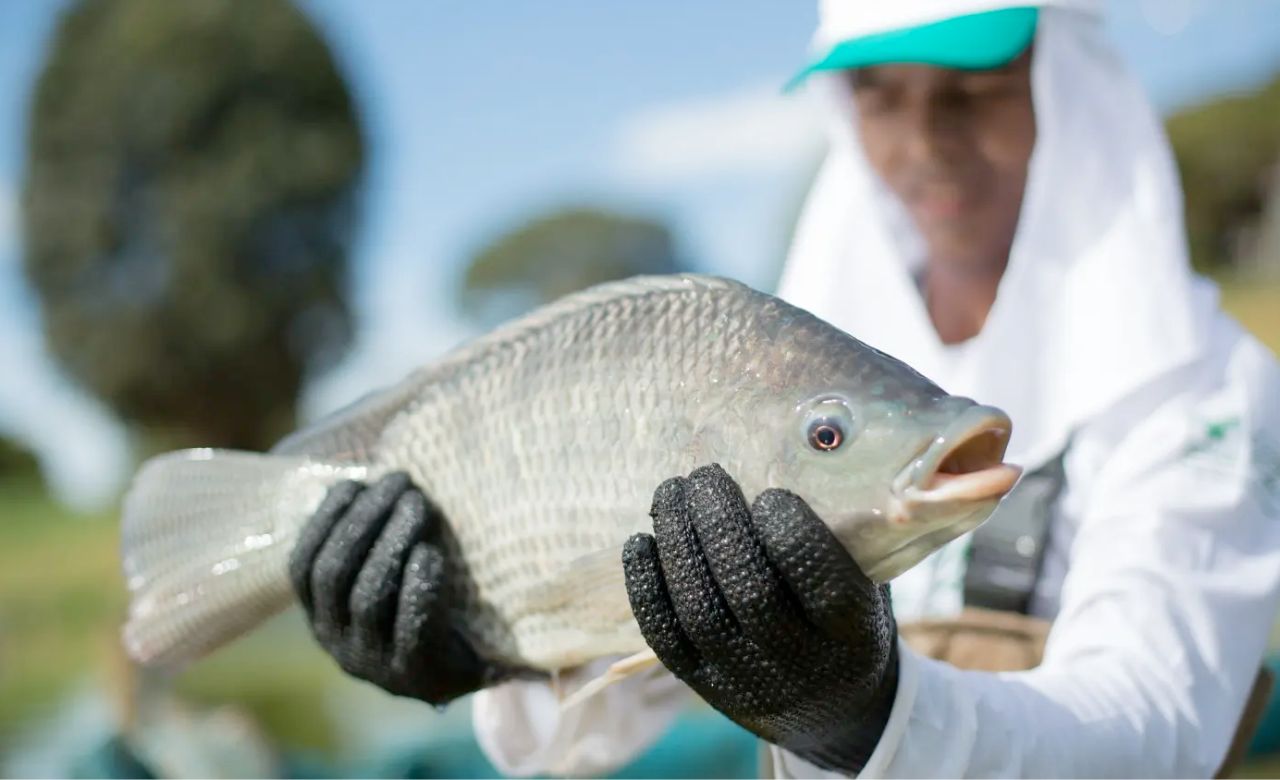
[863,514,988,582]
[890,405,1022,505]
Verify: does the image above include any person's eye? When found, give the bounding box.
[958,73,1022,100]
[847,70,896,113]
[853,83,897,116]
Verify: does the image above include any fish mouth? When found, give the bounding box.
[891,405,1023,507]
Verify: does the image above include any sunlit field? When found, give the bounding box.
[1222,279,1280,355]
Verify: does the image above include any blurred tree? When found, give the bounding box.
[1166,75,1280,276]
[0,435,41,483]
[22,0,364,452]
[460,208,685,327]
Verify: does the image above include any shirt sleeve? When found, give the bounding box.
[471,656,695,777]
[776,334,1280,778]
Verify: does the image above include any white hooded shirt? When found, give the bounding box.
[472,3,1280,777]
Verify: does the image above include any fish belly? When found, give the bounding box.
[378,392,699,670]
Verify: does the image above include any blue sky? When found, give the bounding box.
[1,1,1278,508]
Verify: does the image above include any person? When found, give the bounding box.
[287,0,1280,776]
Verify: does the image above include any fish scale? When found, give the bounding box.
[119,274,1019,678]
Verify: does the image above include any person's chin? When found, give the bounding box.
[923,226,998,266]
[912,202,991,257]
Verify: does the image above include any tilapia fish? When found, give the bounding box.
[120,274,1021,693]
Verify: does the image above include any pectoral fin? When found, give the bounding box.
[520,547,631,622]
[558,649,662,712]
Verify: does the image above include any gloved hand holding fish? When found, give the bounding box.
[119,274,1022,713]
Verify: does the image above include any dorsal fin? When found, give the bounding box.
[269,372,429,462]
[271,274,749,463]
[437,274,746,367]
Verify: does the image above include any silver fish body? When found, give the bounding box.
[121,274,1020,673]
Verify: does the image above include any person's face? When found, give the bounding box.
[846,50,1036,264]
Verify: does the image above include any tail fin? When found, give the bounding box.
[120,449,369,668]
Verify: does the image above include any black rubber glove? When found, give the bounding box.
[289,472,513,706]
[622,464,899,775]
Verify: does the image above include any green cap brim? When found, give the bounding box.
[786,6,1039,92]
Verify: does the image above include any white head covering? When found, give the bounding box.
[808,0,1102,53]
[777,1,1216,468]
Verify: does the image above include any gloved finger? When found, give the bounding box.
[623,533,700,679]
[391,542,453,676]
[752,488,884,646]
[290,480,363,619]
[350,488,434,646]
[649,475,740,657]
[684,465,808,647]
[310,472,413,632]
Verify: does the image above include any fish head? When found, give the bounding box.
[742,325,1022,583]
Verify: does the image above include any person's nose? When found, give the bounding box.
[900,94,964,170]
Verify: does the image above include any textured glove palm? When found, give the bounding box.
[622,464,899,775]
[288,472,511,706]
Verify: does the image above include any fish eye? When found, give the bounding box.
[800,395,857,454]
[808,420,844,451]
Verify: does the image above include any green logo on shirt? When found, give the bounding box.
[1183,417,1241,461]
[1182,416,1280,517]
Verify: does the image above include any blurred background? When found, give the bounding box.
[1,1,1278,777]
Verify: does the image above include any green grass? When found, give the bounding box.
[0,478,126,735]
[170,615,345,752]
[0,478,349,757]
